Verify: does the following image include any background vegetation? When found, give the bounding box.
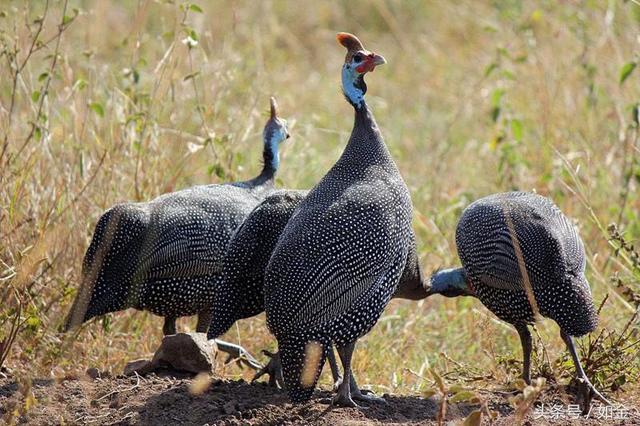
[1,0,639,406]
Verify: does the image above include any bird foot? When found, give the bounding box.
[576,379,593,415]
[573,375,611,414]
[213,340,263,371]
[352,388,386,404]
[332,392,360,408]
[252,350,284,388]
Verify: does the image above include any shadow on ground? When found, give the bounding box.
[1,369,638,425]
[135,378,467,425]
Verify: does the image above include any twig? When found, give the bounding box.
[95,373,141,401]
[0,1,49,168]
[12,0,72,163]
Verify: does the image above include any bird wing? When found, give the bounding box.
[470,202,561,293]
[137,187,254,281]
[285,187,404,329]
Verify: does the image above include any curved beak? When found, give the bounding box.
[361,53,386,73]
[371,53,386,66]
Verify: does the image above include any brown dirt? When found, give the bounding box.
[1,369,638,425]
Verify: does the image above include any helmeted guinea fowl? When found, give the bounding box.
[263,33,415,407]
[428,191,609,412]
[206,188,425,387]
[63,97,290,362]
[207,189,341,387]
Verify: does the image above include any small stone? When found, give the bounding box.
[123,333,217,376]
[222,400,238,415]
[86,367,100,380]
[109,395,121,409]
[151,333,217,374]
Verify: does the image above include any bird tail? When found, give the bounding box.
[62,207,121,332]
[278,333,330,403]
[63,204,146,332]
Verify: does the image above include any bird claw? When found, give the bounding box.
[352,389,386,404]
[331,393,360,408]
[252,350,284,388]
[214,340,263,371]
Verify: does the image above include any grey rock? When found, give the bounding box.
[123,333,217,376]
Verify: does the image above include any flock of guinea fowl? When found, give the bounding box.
[64,33,610,412]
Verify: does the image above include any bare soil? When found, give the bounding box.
[1,369,638,425]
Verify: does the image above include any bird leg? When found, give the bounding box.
[254,346,342,389]
[327,347,343,390]
[252,350,284,387]
[162,316,177,335]
[560,330,611,413]
[195,309,212,333]
[212,339,263,371]
[332,341,358,408]
[515,324,532,385]
[349,372,386,404]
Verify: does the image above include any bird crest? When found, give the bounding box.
[337,32,365,54]
[269,96,278,119]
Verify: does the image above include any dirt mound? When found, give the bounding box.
[1,371,637,425]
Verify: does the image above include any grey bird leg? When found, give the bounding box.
[163,316,176,335]
[560,330,611,413]
[332,342,358,408]
[328,348,342,389]
[195,309,212,333]
[515,324,532,385]
[252,350,284,388]
[349,372,386,404]
[213,339,263,371]
[254,347,342,389]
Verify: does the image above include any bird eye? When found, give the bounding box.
[353,54,363,63]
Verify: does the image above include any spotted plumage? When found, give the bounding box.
[264,33,413,406]
[208,189,309,340]
[429,191,607,410]
[204,186,424,388]
[208,188,425,341]
[64,97,290,337]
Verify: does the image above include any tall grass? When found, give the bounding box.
[1,0,638,398]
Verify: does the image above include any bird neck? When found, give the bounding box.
[339,63,392,165]
[258,138,279,182]
[342,64,367,108]
[338,100,390,166]
[429,267,473,297]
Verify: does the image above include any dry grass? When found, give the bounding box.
[1,0,639,407]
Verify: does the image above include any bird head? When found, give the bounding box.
[337,32,386,107]
[427,267,474,298]
[263,96,290,148]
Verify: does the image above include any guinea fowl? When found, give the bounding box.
[428,191,609,412]
[206,189,425,387]
[63,97,290,364]
[208,189,339,387]
[263,33,414,406]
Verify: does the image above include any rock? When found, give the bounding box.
[152,333,217,373]
[109,394,121,409]
[124,359,155,376]
[123,333,217,376]
[222,400,238,415]
[85,367,100,380]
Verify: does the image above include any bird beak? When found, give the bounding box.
[362,53,386,73]
[371,53,386,66]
